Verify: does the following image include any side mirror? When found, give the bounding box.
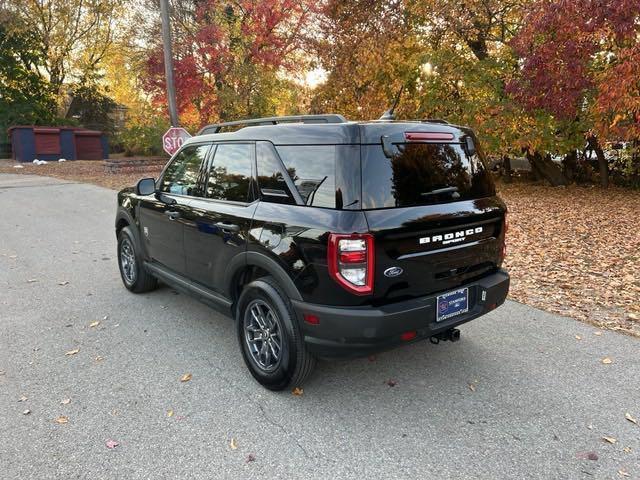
[136,178,156,196]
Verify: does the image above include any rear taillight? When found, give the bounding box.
[328,233,375,295]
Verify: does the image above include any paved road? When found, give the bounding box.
[1,174,638,480]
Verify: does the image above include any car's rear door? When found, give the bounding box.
[137,143,210,275]
[183,142,257,293]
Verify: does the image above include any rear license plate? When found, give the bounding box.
[436,288,469,322]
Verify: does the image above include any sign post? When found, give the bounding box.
[162,127,191,156]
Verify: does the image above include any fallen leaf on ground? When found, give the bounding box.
[27,279,37,283]
[628,313,639,321]
[575,334,582,340]
[61,398,71,405]
[23,409,30,415]
[89,321,100,328]
[18,395,28,402]
[602,436,617,444]
[601,357,613,364]
[623,447,632,453]
[65,348,80,356]
[180,373,192,382]
[103,315,108,320]
[95,356,104,362]
[230,438,238,450]
[55,416,69,424]
[246,453,256,463]
[58,281,69,286]
[576,451,599,461]
[594,331,603,336]
[105,440,119,449]
[625,413,637,425]
[292,387,304,396]
[167,409,174,418]
[618,469,630,477]
[468,383,476,392]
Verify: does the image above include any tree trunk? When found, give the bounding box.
[562,150,577,182]
[502,155,512,183]
[526,151,568,186]
[587,135,609,188]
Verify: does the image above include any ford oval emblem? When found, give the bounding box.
[384,266,403,278]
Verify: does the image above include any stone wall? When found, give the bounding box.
[104,157,167,174]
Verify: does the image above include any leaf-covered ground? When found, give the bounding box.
[1,160,638,335]
[499,182,640,336]
[0,159,155,190]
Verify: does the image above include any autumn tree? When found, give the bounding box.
[3,0,125,95]
[0,13,56,148]
[508,0,640,187]
[144,0,316,128]
[310,0,423,120]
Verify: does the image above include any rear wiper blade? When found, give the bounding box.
[420,186,459,197]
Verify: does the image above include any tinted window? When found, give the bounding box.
[362,143,495,209]
[160,144,209,195]
[206,143,253,202]
[276,145,336,208]
[256,142,295,204]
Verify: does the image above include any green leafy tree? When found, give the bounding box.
[0,16,56,150]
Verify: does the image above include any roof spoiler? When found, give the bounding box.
[197,114,348,135]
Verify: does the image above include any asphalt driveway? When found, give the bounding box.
[1,174,638,479]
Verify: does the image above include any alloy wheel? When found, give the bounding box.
[243,299,283,372]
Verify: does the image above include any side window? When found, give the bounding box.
[160,144,210,196]
[276,145,336,208]
[206,143,253,202]
[256,142,295,204]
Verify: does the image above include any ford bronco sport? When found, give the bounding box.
[115,114,509,390]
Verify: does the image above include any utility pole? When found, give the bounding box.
[160,0,179,127]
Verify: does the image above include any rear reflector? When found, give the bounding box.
[303,314,320,325]
[400,331,417,341]
[404,132,454,142]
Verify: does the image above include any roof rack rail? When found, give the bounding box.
[197,114,348,135]
[421,118,450,125]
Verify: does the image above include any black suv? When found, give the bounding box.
[115,114,509,390]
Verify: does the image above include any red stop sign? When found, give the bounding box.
[162,127,192,156]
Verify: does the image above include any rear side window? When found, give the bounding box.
[206,143,253,202]
[276,145,336,208]
[361,143,495,209]
[160,144,210,196]
[256,142,296,204]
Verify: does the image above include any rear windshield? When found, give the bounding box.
[361,143,495,209]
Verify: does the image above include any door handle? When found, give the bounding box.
[215,221,239,233]
[164,210,181,220]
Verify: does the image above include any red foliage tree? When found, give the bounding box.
[145,0,316,127]
[507,0,640,186]
[508,0,640,119]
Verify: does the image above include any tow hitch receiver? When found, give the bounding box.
[430,328,461,344]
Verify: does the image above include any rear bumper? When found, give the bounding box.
[291,269,509,359]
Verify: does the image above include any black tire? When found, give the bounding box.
[236,276,315,390]
[117,226,158,293]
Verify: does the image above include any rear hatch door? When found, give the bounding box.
[360,124,506,303]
